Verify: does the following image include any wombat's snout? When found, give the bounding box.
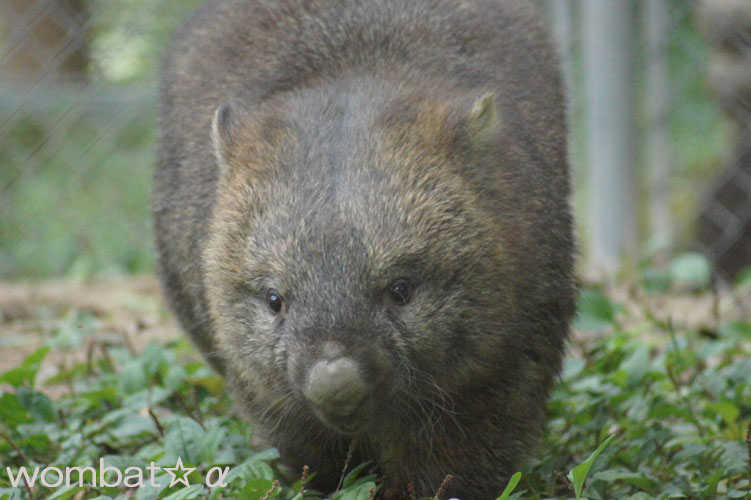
[302,357,368,417]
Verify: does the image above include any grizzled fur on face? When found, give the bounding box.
[154,1,576,499]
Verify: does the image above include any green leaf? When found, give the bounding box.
[333,481,377,500]
[0,488,23,500]
[161,484,205,500]
[81,386,118,407]
[496,471,522,500]
[141,343,168,377]
[719,320,751,339]
[669,252,711,289]
[48,312,98,349]
[0,366,36,388]
[696,339,735,360]
[0,392,33,428]
[341,462,375,489]
[567,435,615,499]
[22,346,51,368]
[575,289,617,331]
[618,344,650,387]
[164,364,188,390]
[249,447,280,462]
[0,347,49,388]
[733,267,751,287]
[186,375,225,396]
[196,426,227,462]
[20,433,55,458]
[118,359,148,394]
[593,468,657,490]
[223,458,276,485]
[16,387,55,421]
[237,478,277,500]
[134,474,171,500]
[165,417,205,463]
[111,414,158,440]
[705,401,740,425]
[46,486,87,500]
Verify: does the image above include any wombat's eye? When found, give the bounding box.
[267,290,283,314]
[387,278,413,306]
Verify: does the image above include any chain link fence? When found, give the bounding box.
[546,0,750,283]
[1,0,200,277]
[693,0,751,283]
[1,0,750,282]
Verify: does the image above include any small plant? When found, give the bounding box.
[495,471,522,500]
[567,436,614,499]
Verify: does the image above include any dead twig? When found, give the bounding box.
[300,464,309,497]
[434,474,453,499]
[260,479,280,500]
[148,407,164,437]
[336,439,358,493]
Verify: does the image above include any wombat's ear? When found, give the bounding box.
[464,92,500,146]
[211,102,247,172]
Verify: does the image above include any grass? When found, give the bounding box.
[0,261,749,499]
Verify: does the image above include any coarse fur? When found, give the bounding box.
[153,1,576,498]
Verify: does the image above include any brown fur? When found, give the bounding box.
[154,1,576,498]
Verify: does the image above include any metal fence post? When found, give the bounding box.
[645,0,672,252]
[581,0,639,274]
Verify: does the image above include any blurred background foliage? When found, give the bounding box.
[0,0,747,280]
[1,0,202,278]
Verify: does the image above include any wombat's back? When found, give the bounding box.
[154,0,571,372]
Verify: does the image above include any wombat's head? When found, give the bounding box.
[203,82,547,435]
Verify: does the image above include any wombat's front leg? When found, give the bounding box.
[372,409,528,500]
[265,425,364,494]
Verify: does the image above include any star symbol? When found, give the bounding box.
[164,456,196,488]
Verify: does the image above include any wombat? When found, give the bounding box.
[153,0,576,498]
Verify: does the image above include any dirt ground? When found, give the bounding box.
[0,276,181,392]
[0,275,748,394]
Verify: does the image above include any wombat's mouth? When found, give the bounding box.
[308,396,374,435]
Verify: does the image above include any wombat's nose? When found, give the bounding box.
[303,357,368,415]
